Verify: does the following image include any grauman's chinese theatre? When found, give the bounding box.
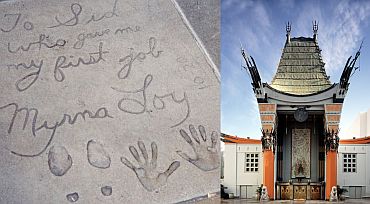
[241,22,362,200]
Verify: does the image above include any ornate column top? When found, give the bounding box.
[261,129,276,153]
[325,129,340,152]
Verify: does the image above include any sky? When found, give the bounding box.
[221,0,370,139]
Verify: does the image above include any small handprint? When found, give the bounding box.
[120,141,180,192]
[176,124,220,171]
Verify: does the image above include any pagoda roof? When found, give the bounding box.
[270,37,332,95]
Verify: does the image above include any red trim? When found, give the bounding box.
[222,134,261,144]
[340,136,370,144]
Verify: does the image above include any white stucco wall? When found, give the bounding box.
[223,144,237,196]
[338,144,370,196]
[223,143,263,198]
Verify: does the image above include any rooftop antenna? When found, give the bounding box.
[286,21,291,44]
[313,20,318,42]
[239,39,246,70]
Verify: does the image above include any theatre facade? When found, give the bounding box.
[222,22,362,200]
[222,134,370,200]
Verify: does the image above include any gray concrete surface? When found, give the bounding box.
[176,0,220,69]
[0,0,220,203]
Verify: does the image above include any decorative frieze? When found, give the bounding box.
[324,103,342,132]
[324,104,342,114]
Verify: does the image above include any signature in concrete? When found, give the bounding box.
[112,74,190,128]
[0,103,113,157]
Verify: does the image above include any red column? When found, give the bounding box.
[324,104,342,200]
[259,103,277,200]
[325,151,337,200]
[263,149,274,199]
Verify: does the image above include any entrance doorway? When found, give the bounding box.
[276,113,326,200]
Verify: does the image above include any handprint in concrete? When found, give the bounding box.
[120,141,180,192]
[176,124,219,171]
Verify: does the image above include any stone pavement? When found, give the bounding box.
[0,0,220,203]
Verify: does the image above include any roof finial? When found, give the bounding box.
[286,21,291,44]
[313,20,318,42]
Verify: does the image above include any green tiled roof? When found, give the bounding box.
[270,37,332,95]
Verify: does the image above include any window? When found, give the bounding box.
[343,153,356,173]
[245,153,259,172]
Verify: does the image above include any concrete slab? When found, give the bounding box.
[176,0,220,69]
[0,0,220,203]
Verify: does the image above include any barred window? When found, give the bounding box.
[343,153,356,173]
[245,153,259,172]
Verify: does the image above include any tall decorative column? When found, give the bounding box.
[259,103,277,199]
[324,104,342,200]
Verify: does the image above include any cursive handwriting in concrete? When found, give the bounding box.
[7,34,66,54]
[117,37,162,79]
[112,74,190,128]
[73,29,110,49]
[1,13,34,33]
[48,0,119,28]
[114,25,141,35]
[85,0,119,25]
[74,25,142,49]
[0,103,113,157]
[7,59,43,92]
[176,57,210,89]
[54,42,109,82]
[48,3,82,28]
[153,92,191,128]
